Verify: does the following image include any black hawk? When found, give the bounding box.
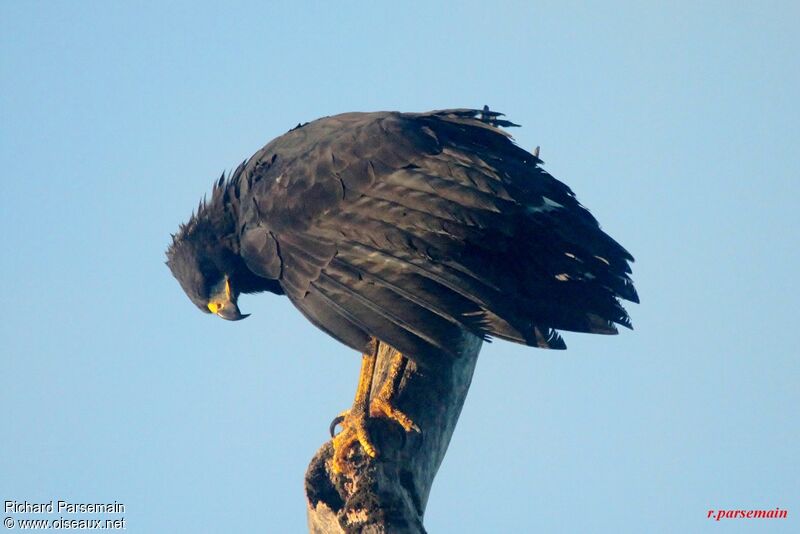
[166,107,637,472]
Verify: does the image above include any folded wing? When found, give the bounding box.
[236,109,636,358]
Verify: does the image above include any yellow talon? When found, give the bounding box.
[370,397,419,433]
[329,341,419,474]
[330,408,377,474]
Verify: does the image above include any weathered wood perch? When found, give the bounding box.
[305,332,483,533]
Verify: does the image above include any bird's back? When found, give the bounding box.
[220,109,636,359]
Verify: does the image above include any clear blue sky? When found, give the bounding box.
[2,1,798,532]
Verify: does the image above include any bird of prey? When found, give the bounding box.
[166,107,637,472]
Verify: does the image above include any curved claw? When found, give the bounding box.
[329,413,346,438]
[369,397,420,434]
[330,409,377,473]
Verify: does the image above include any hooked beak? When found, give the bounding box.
[207,278,250,321]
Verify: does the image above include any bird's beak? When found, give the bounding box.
[215,302,250,321]
[207,278,250,321]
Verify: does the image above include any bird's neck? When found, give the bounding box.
[206,200,284,296]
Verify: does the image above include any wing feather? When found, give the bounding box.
[236,109,637,356]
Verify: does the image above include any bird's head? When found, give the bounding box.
[167,172,284,322]
[166,217,250,321]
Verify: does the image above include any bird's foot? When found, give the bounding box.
[330,407,376,474]
[369,396,419,434]
[329,399,419,474]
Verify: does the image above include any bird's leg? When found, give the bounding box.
[329,341,420,474]
[330,340,379,474]
[369,350,419,433]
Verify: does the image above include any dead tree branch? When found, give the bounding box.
[305,332,482,533]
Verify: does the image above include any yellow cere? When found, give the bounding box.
[208,302,222,314]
